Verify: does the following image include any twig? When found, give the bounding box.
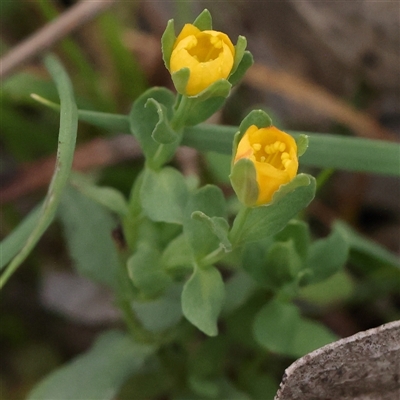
[0,0,117,80]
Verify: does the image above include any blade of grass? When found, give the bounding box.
[0,54,78,288]
[26,100,399,177]
[182,124,400,177]
[31,94,130,132]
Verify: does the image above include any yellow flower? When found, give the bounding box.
[234,125,299,205]
[170,24,235,96]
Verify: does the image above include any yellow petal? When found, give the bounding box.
[170,25,235,95]
[233,125,299,206]
[173,24,201,46]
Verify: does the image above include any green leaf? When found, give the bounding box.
[271,173,313,203]
[275,219,311,261]
[242,239,301,289]
[299,271,354,306]
[335,221,400,269]
[131,284,183,332]
[292,318,337,357]
[70,174,128,217]
[238,109,273,142]
[192,9,212,30]
[183,185,228,259]
[58,185,120,289]
[265,240,303,287]
[185,97,226,126]
[240,238,272,284]
[228,51,254,87]
[146,98,178,144]
[189,79,231,101]
[129,87,178,169]
[306,222,349,284]
[229,158,259,207]
[253,299,297,355]
[140,167,189,225]
[182,265,225,336]
[230,176,316,246]
[253,299,336,357]
[180,78,232,125]
[1,55,78,289]
[161,233,193,271]
[231,36,247,76]
[222,270,257,314]
[127,242,171,299]
[296,134,309,157]
[161,19,176,70]
[27,330,154,400]
[81,186,128,217]
[191,212,232,252]
[171,68,190,95]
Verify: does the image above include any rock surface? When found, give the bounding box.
[275,320,400,400]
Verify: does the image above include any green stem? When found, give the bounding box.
[1,55,78,289]
[170,95,194,131]
[116,274,157,344]
[122,170,145,251]
[199,245,226,267]
[114,233,157,344]
[228,206,252,247]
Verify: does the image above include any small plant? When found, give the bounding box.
[1,9,399,400]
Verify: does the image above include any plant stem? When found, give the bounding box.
[228,206,252,247]
[199,245,226,267]
[170,95,193,131]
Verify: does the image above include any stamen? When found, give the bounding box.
[281,152,289,160]
[210,37,222,48]
[260,156,266,162]
[279,142,286,152]
[283,159,291,169]
[187,36,198,49]
[265,145,272,154]
[252,143,262,151]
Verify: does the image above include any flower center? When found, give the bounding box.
[187,34,223,62]
[252,140,291,170]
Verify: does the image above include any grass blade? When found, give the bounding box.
[183,125,400,176]
[0,54,78,288]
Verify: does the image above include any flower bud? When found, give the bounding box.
[169,24,235,96]
[231,125,299,206]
